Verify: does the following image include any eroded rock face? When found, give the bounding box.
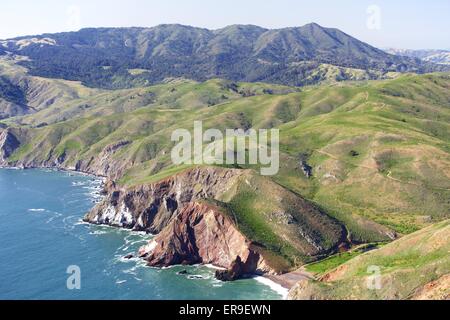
[84,167,243,233]
[84,167,273,277]
[74,140,132,179]
[83,166,349,278]
[0,129,20,165]
[2,136,135,179]
[141,202,270,275]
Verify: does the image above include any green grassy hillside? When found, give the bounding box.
[0,54,298,125]
[289,220,450,300]
[277,74,450,240]
[0,55,101,119]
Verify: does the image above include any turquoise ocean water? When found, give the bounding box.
[0,169,282,300]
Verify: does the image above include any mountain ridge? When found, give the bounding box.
[1,23,446,89]
[385,48,450,65]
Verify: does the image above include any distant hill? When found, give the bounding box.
[0,55,102,119]
[385,48,450,65]
[0,23,446,89]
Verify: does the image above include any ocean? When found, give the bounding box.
[0,168,284,300]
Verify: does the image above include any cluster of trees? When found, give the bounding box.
[0,76,26,106]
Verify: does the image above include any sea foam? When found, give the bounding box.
[254,276,289,300]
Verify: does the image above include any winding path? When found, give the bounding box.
[313,149,450,191]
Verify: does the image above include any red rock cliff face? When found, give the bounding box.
[140,202,271,275]
[84,167,274,276]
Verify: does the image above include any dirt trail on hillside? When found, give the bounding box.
[314,149,450,191]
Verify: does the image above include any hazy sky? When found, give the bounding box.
[1,0,449,49]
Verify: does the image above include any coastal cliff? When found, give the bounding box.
[1,126,347,280]
[84,167,272,277]
[84,166,347,279]
[84,167,242,232]
[0,134,136,179]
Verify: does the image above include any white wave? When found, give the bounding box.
[72,181,87,187]
[134,259,148,269]
[122,267,138,276]
[117,256,139,263]
[116,280,127,284]
[126,238,148,246]
[161,265,176,270]
[62,215,80,229]
[124,233,146,244]
[187,275,205,280]
[74,219,87,226]
[28,208,45,212]
[83,185,101,191]
[89,230,108,235]
[204,264,226,271]
[253,276,288,300]
[46,213,62,223]
[1,166,22,170]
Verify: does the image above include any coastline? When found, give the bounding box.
[0,168,283,300]
[0,165,290,299]
[0,164,107,179]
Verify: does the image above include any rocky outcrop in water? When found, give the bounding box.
[215,256,249,281]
